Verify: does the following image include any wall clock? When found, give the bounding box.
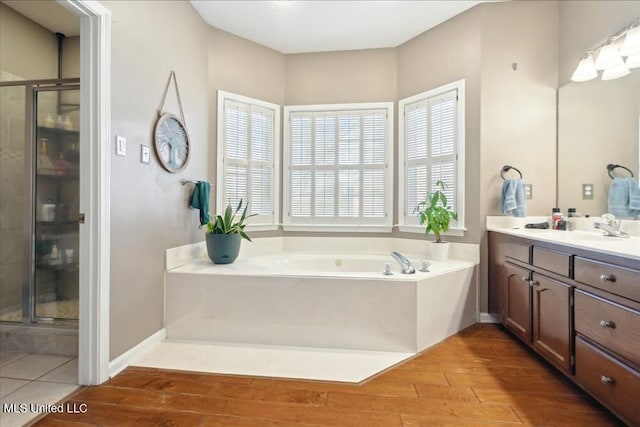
[154,112,190,173]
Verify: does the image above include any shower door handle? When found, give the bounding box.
[78,213,85,224]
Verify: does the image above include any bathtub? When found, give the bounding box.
[165,241,478,354]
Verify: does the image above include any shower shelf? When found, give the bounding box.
[37,126,79,137]
[36,263,78,272]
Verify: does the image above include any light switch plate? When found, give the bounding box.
[582,183,594,200]
[115,135,126,156]
[524,184,533,200]
[140,145,150,164]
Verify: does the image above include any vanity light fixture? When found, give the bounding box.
[571,54,597,82]
[626,53,640,69]
[620,25,640,57]
[571,18,640,82]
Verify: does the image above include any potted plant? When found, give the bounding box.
[205,199,256,264]
[414,180,458,261]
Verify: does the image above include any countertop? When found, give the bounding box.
[487,220,640,261]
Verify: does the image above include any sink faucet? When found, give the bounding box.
[391,252,415,274]
[594,214,629,238]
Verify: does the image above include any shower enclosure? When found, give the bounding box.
[0,79,80,342]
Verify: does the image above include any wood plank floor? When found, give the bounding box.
[34,324,623,426]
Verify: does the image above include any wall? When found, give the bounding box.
[103,0,209,360]
[558,1,640,87]
[284,49,396,105]
[479,1,559,312]
[0,3,57,81]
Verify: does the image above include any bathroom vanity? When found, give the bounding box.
[487,223,639,426]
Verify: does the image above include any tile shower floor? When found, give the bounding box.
[0,300,79,322]
[0,351,78,427]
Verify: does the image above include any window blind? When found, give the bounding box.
[404,90,458,225]
[222,98,275,224]
[287,108,390,226]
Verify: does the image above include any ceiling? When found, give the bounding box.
[2,0,80,37]
[190,0,488,54]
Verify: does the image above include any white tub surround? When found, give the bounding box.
[151,237,479,382]
[486,216,640,260]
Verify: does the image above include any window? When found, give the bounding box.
[216,91,280,229]
[398,80,465,234]
[283,103,394,231]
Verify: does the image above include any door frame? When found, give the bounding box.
[57,0,111,385]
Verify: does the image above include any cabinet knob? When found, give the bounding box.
[600,375,614,385]
[521,276,529,283]
[599,273,616,283]
[599,320,615,329]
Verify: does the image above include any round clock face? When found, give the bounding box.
[154,113,190,173]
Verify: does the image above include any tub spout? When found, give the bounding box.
[391,252,415,274]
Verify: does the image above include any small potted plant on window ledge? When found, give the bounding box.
[205,199,256,264]
[414,180,457,261]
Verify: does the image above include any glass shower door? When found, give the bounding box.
[33,86,80,321]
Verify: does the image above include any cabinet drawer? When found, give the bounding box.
[504,239,530,264]
[575,337,640,427]
[574,257,640,301]
[532,246,571,277]
[575,290,640,367]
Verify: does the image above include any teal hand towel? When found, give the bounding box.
[189,181,211,226]
[609,178,640,218]
[502,179,527,217]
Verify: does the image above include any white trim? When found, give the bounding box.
[216,90,280,226]
[57,0,111,386]
[398,79,465,234]
[282,225,393,233]
[397,225,466,237]
[283,102,394,230]
[479,312,500,323]
[108,328,166,378]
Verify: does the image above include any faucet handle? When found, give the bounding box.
[601,213,616,225]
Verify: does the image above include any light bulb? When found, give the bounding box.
[571,55,597,82]
[625,53,640,69]
[620,26,640,57]
[594,43,624,70]
[601,63,631,80]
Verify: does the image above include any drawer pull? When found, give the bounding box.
[599,320,616,329]
[599,273,616,283]
[600,375,615,385]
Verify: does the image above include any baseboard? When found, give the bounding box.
[479,312,500,323]
[108,328,166,378]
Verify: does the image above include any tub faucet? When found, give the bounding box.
[391,252,415,274]
[594,214,629,238]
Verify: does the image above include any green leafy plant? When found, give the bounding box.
[206,199,257,241]
[414,180,458,243]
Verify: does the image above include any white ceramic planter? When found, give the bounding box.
[429,241,450,261]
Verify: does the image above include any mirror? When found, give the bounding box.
[558,71,640,219]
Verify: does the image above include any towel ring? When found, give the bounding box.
[606,164,634,179]
[501,165,523,180]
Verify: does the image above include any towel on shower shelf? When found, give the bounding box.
[501,179,527,217]
[608,178,640,219]
[189,181,211,226]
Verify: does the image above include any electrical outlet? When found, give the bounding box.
[582,183,594,200]
[115,135,126,156]
[140,145,150,164]
[524,184,533,200]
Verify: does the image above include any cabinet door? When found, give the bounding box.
[532,273,572,373]
[504,262,532,342]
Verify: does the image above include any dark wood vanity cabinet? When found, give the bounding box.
[488,231,640,426]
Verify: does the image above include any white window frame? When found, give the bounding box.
[216,90,280,231]
[283,102,394,232]
[397,80,465,236]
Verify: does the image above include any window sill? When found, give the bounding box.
[396,225,466,237]
[282,224,393,233]
[245,224,280,232]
